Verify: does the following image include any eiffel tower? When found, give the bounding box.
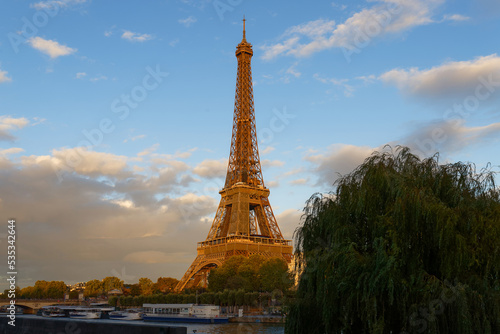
[175,19,293,292]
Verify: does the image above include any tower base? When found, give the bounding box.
[175,235,293,292]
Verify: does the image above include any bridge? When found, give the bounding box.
[0,299,82,314]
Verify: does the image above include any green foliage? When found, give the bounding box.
[155,277,179,293]
[139,277,154,296]
[286,147,500,334]
[200,292,215,304]
[84,279,103,297]
[165,293,180,304]
[208,254,292,293]
[121,295,133,306]
[228,290,236,306]
[19,286,34,299]
[102,276,123,293]
[114,289,282,308]
[128,283,141,296]
[213,291,221,305]
[18,281,67,299]
[108,296,118,307]
[235,289,245,306]
[259,258,293,292]
[68,289,79,299]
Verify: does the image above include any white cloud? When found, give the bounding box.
[356,74,376,84]
[28,37,76,58]
[261,146,275,155]
[178,16,197,27]
[290,178,309,185]
[261,0,444,60]
[131,134,146,141]
[314,73,354,97]
[275,209,302,240]
[283,167,305,177]
[150,148,198,162]
[331,2,347,11]
[21,147,129,177]
[169,39,180,47]
[121,30,153,42]
[442,14,470,22]
[0,148,24,156]
[138,144,159,157]
[180,0,211,10]
[306,144,377,186]
[31,0,88,10]
[0,147,219,289]
[192,159,227,178]
[75,72,86,79]
[261,159,285,168]
[267,180,279,188]
[380,54,500,98]
[0,116,29,141]
[89,75,108,82]
[0,68,12,83]
[286,62,301,78]
[404,119,500,157]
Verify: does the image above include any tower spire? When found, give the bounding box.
[242,16,246,41]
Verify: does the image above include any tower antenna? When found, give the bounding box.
[242,16,246,40]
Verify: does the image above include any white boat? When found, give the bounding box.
[42,307,66,317]
[89,302,115,312]
[109,308,143,321]
[69,307,102,319]
[142,304,228,323]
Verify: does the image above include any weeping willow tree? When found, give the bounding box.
[286,146,500,334]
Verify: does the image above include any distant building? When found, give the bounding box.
[68,282,86,291]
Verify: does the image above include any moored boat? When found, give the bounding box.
[69,307,102,319]
[41,307,66,317]
[109,308,143,321]
[142,304,228,323]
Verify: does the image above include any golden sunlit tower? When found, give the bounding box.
[175,19,293,292]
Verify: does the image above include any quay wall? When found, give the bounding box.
[0,316,187,334]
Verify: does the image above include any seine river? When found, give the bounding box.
[183,322,284,333]
[18,315,285,333]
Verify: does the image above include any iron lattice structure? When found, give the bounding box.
[175,20,293,292]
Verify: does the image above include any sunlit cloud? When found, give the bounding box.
[28,37,77,58]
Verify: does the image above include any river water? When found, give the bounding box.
[182,322,284,333]
[18,315,285,333]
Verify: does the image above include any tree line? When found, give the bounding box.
[83,276,179,297]
[208,255,293,292]
[4,276,180,300]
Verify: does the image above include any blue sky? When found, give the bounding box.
[1,0,500,290]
